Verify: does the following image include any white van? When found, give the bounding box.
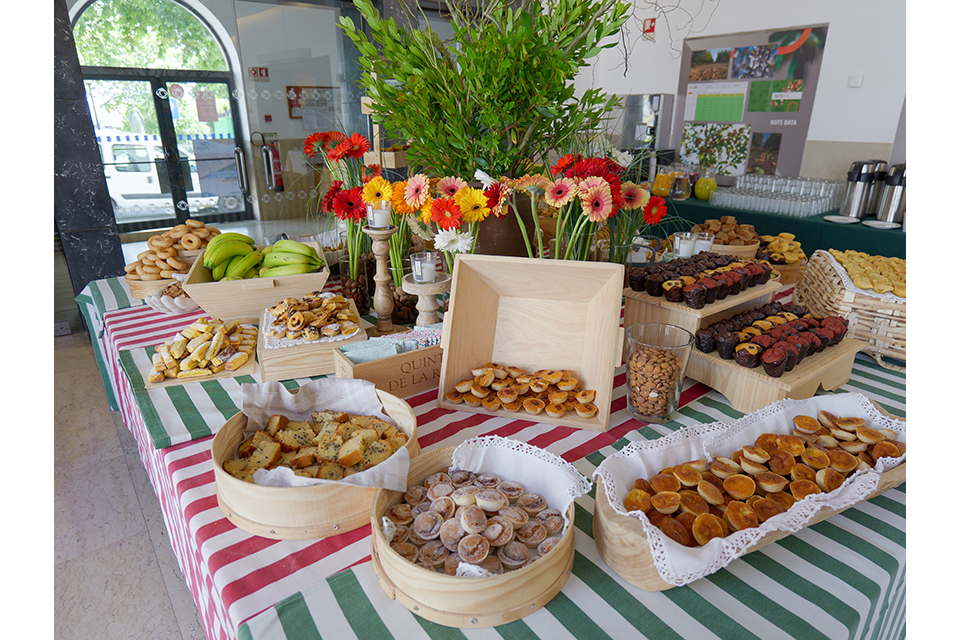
[96,129,219,221]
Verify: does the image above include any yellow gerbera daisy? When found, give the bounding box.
[362,176,394,204]
[455,186,491,223]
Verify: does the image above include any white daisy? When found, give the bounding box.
[474,169,495,189]
[434,228,475,254]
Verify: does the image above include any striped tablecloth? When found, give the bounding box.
[81,277,907,640]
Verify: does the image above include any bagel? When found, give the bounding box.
[156,246,177,260]
[168,224,189,238]
[185,218,205,228]
[165,256,188,271]
[180,232,201,250]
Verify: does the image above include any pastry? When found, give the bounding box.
[789,479,822,501]
[404,485,430,506]
[739,457,768,476]
[672,464,701,487]
[443,552,463,575]
[457,533,491,564]
[517,492,548,515]
[575,389,596,404]
[751,497,786,523]
[678,491,710,517]
[776,434,805,457]
[556,378,579,391]
[696,480,724,506]
[522,398,545,415]
[391,541,420,563]
[429,496,457,520]
[623,488,653,512]
[469,382,491,398]
[498,505,529,528]
[501,400,523,412]
[650,491,681,515]
[815,467,845,493]
[538,536,562,557]
[444,390,465,404]
[789,462,817,483]
[451,485,481,506]
[475,473,501,489]
[481,395,502,411]
[385,503,414,525]
[724,501,759,532]
[426,482,455,502]
[659,516,691,546]
[516,521,548,548]
[722,474,756,501]
[827,449,858,473]
[412,510,445,540]
[497,481,525,502]
[479,555,504,575]
[799,447,830,470]
[439,518,466,552]
[754,472,788,493]
[497,386,519,404]
[481,516,515,547]
[707,459,738,480]
[536,508,565,535]
[871,441,902,460]
[574,403,598,419]
[692,513,726,546]
[459,504,488,534]
[497,540,530,569]
[650,472,682,493]
[424,472,453,488]
[418,539,450,567]
[476,489,508,513]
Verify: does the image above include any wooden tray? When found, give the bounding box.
[211,389,420,540]
[369,447,575,628]
[686,336,865,414]
[142,323,258,389]
[257,299,369,381]
[593,461,905,591]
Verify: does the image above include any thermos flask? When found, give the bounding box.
[876,163,905,224]
[838,161,876,219]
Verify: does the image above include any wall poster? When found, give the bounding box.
[674,25,828,179]
[286,86,342,132]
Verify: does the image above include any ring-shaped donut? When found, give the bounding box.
[180,233,201,250]
[169,224,189,239]
[185,218,204,228]
[156,247,176,260]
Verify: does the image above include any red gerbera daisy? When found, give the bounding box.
[361,164,383,184]
[643,195,667,225]
[341,133,371,160]
[430,197,462,230]
[551,153,579,176]
[483,182,510,218]
[332,186,366,222]
[322,180,343,214]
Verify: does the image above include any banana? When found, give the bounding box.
[211,258,230,281]
[261,251,322,268]
[225,250,264,279]
[203,233,255,266]
[243,267,259,279]
[205,240,254,270]
[272,239,320,259]
[258,263,318,278]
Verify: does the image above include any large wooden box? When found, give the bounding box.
[211,388,420,540]
[183,242,329,324]
[256,299,369,381]
[437,254,625,432]
[369,447,576,628]
[333,344,443,398]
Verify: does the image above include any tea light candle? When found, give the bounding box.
[675,232,696,258]
[411,252,438,283]
[694,232,714,254]
[366,201,392,229]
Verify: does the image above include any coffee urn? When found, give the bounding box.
[838,160,876,219]
[864,160,888,216]
[876,163,905,224]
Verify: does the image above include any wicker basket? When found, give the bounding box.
[793,250,905,370]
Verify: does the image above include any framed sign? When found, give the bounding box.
[286,86,341,131]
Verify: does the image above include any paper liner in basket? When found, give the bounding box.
[592,393,906,587]
[383,435,592,578]
[241,379,410,491]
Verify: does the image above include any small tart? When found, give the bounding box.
[793,415,822,434]
[474,369,495,387]
[457,533,491,564]
[767,448,796,475]
[429,496,457,520]
[385,503,414,525]
[517,492,548,515]
[815,467,845,493]
[692,513,726,546]
[538,536,562,557]
[455,379,474,393]
[497,540,530,569]
[836,416,867,431]
[624,488,653,512]
[498,505,529,528]
[475,473,501,489]
[741,445,771,464]
[672,464,702,487]
[827,449,859,473]
[789,462,818,483]
[545,403,567,418]
[497,386,519,403]
[856,426,885,445]
[501,400,523,412]
[754,472,788,493]
[752,497,786,522]
[418,539,450,567]
[443,551,463,575]
[575,389,596,404]
[659,516,691,546]
[459,504,489,535]
[722,474,756,501]
[696,480,725,506]
[404,485,430,506]
[504,365,526,379]
[439,518,466,552]
[451,485,481,506]
[765,490,796,512]
[633,477,655,494]
[817,435,841,448]
[536,508,565,535]
[479,555,504,575]
[754,433,780,452]
[528,379,549,393]
[775,434,805,457]
[522,398,545,415]
[475,489,508,513]
[497,481,525,502]
[724,501,760,532]
[389,523,409,545]
[650,491,681,515]
[463,394,484,407]
[445,390,465,404]
[799,447,830,470]
[739,458,769,476]
[790,479,822,501]
[829,427,858,442]
[412,510,445,540]
[707,459,738,480]
[817,410,840,429]
[556,377,579,391]
[481,516,515,547]
[650,472,682,493]
[469,382,492,398]
[678,491,710,516]
[481,395,502,411]
[424,472,452,488]
[574,402,598,419]
[450,470,477,487]
[858,451,875,469]
[391,541,420,563]
[838,439,869,454]
[426,482,455,502]
[871,441,902,460]
[516,521,548,548]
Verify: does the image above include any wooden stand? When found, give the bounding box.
[401,272,451,326]
[362,226,401,336]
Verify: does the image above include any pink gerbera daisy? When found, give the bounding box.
[544,177,577,208]
[620,182,650,211]
[579,184,613,222]
[436,176,467,198]
[404,174,430,210]
[579,176,609,193]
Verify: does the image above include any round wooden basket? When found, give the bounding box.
[369,447,576,628]
[124,251,200,300]
[770,259,807,286]
[793,250,905,370]
[211,389,420,540]
[711,241,759,259]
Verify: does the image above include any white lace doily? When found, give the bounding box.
[817,249,905,302]
[593,393,905,587]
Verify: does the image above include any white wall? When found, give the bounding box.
[579,0,906,146]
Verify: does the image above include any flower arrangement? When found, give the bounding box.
[304,130,374,282]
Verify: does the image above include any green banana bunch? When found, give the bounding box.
[256,239,326,276]
[203,232,255,268]
[204,239,254,270]
[225,249,264,279]
[258,263,321,278]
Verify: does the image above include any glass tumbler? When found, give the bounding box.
[625,323,695,423]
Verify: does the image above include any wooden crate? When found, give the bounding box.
[686,336,865,413]
[257,300,369,380]
[333,344,442,398]
[623,279,782,340]
[182,242,329,324]
[369,447,575,628]
[211,389,420,540]
[793,250,905,368]
[437,255,625,432]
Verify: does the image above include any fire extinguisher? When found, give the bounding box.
[253,132,284,192]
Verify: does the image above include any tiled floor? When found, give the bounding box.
[54,331,206,640]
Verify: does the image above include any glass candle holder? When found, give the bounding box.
[624,323,695,423]
[411,251,438,283]
[366,200,393,229]
[673,231,697,259]
[694,232,715,254]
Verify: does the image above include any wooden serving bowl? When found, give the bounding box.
[370,447,576,628]
[211,389,419,540]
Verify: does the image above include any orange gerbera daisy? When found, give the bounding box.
[620,182,650,211]
[391,180,415,215]
[544,177,577,208]
[431,197,462,230]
